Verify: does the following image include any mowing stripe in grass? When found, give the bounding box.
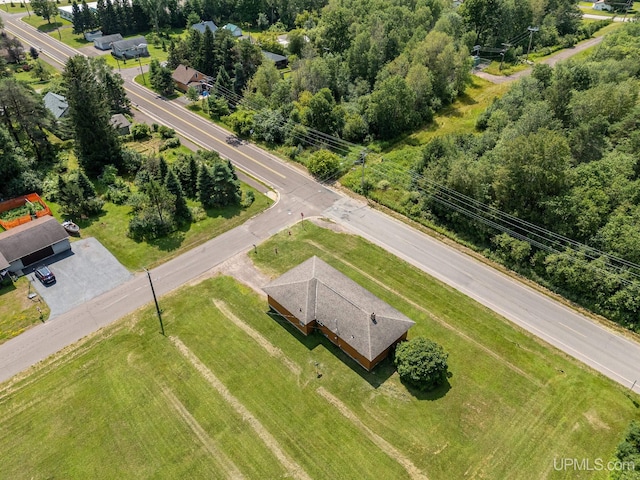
[317,387,429,480]
[160,386,246,480]
[169,336,312,480]
[213,299,302,376]
[307,240,543,387]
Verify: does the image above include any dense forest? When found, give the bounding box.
[363,23,640,331]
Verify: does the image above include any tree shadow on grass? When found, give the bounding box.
[205,203,243,220]
[147,230,186,252]
[398,375,452,401]
[73,210,108,230]
[267,310,395,388]
[0,280,17,296]
[37,22,63,33]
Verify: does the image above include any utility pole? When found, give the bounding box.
[145,268,165,336]
[499,43,511,71]
[526,26,539,62]
[360,150,366,196]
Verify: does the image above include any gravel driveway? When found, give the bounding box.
[27,237,132,319]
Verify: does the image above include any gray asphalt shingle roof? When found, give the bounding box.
[43,92,68,119]
[0,216,68,263]
[263,256,415,361]
[191,21,218,34]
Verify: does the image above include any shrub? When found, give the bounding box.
[130,123,151,140]
[99,164,118,185]
[103,180,130,205]
[395,337,449,391]
[121,148,144,175]
[159,137,181,151]
[307,149,342,181]
[128,214,174,241]
[158,125,176,139]
[377,179,390,191]
[189,205,207,222]
[241,189,255,207]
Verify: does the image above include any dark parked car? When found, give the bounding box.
[35,265,55,285]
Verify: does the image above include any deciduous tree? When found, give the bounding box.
[395,337,449,391]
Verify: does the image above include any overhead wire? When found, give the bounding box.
[203,66,640,285]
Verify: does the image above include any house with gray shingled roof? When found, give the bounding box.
[191,21,218,35]
[0,216,70,273]
[43,92,69,120]
[263,256,415,370]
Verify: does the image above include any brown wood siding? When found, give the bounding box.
[267,296,312,335]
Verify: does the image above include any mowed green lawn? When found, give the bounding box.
[47,187,272,271]
[0,223,638,479]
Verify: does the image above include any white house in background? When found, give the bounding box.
[593,0,613,11]
[111,36,149,58]
[94,33,123,50]
[58,1,97,21]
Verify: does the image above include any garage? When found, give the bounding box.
[0,216,70,273]
[21,246,55,267]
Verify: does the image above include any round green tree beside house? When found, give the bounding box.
[394,337,449,391]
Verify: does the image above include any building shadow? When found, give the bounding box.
[22,248,75,275]
[267,310,395,388]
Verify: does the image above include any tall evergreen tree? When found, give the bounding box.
[112,0,125,34]
[213,29,236,76]
[71,1,85,34]
[233,62,246,94]
[122,0,136,35]
[214,67,232,96]
[200,25,216,76]
[96,0,109,32]
[90,57,131,114]
[210,161,241,207]
[63,55,123,176]
[0,78,55,163]
[197,164,215,208]
[166,40,180,70]
[81,0,99,31]
[77,169,97,197]
[159,155,168,181]
[165,168,192,222]
[187,155,199,198]
[104,0,118,34]
[185,29,203,71]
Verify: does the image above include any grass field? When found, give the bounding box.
[1,222,637,479]
[0,276,49,344]
[46,187,271,271]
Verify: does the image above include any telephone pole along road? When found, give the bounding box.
[0,11,639,393]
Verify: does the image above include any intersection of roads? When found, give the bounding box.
[1,11,639,394]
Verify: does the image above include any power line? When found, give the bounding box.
[204,72,640,285]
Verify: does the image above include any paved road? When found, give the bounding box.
[1,12,639,394]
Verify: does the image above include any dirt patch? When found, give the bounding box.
[307,240,543,387]
[187,250,272,294]
[170,336,312,480]
[309,217,351,234]
[583,409,611,430]
[161,386,246,479]
[317,387,429,480]
[213,300,302,376]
